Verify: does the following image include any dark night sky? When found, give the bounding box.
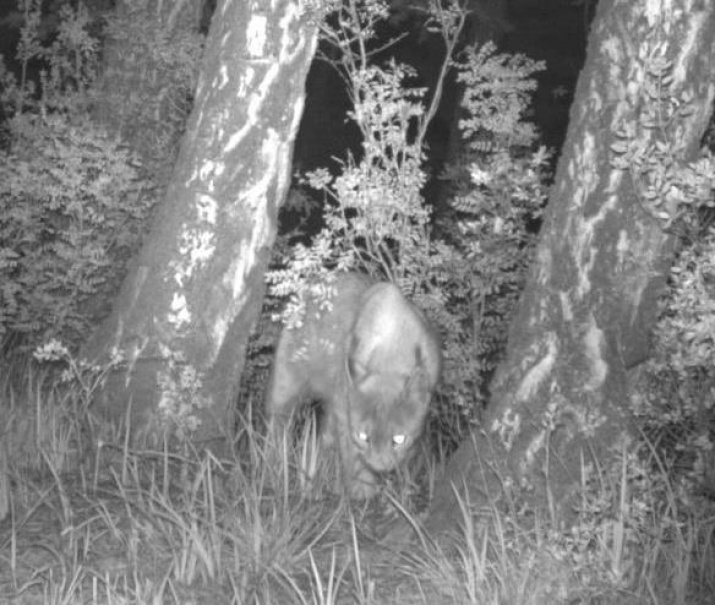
[0,0,590,169]
[293,0,589,180]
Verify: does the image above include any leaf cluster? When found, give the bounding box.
[635,224,715,500]
[429,42,549,437]
[0,1,158,357]
[610,55,715,227]
[612,46,715,501]
[0,0,98,119]
[0,113,154,355]
[455,41,543,151]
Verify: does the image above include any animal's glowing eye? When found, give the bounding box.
[392,434,407,448]
[355,430,370,444]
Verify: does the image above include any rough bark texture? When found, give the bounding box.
[83,0,319,449]
[427,0,715,533]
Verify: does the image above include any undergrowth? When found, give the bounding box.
[1,362,713,604]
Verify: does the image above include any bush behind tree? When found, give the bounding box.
[264,1,549,450]
[0,0,201,360]
[604,51,715,502]
[0,113,152,355]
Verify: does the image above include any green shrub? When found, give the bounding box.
[634,227,715,498]
[610,51,715,501]
[431,42,548,437]
[0,113,154,353]
[266,3,549,450]
[0,0,157,356]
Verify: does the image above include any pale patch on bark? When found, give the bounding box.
[515,332,559,403]
[278,4,300,59]
[177,228,216,273]
[197,159,224,185]
[197,194,218,224]
[289,90,306,141]
[169,292,191,330]
[576,132,597,205]
[582,315,608,392]
[627,27,652,102]
[237,67,255,99]
[615,228,629,262]
[254,61,280,111]
[239,129,281,227]
[536,244,552,285]
[213,259,249,355]
[246,14,268,58]
[605,169,623,195]
[574,200,612,304]
[225,63,280,154]
[570,132,605,299]
[643,0,683,25]
[672,7,701,82]
[218,64,229,90]
[573,183,621,302]
[565,129,595,195]
[209,131,284,352]
[601,37,621,82]
[559,291,573,322]
[170,224,216,313]
[164,198,220,332]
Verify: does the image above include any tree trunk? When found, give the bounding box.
[82,1,319,450]
[427,0,715,533]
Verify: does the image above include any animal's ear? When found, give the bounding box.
[404,346,430,394]
[346,333,370,386]
[347,285,393,375]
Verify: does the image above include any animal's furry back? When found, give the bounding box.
[266,273,441,498]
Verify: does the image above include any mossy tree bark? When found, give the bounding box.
[427,0,715,533]
[83,1,319,450]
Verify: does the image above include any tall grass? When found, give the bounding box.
[0,367,713,604]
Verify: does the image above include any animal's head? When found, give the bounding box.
[342,282,442,472]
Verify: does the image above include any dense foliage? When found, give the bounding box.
[611,52,715,500]
[0,0,201,358]
[0,113,152,353]
[634,224,715,499]
[264,2,548,448]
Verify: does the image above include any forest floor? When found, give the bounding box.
[1,390,714,604]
